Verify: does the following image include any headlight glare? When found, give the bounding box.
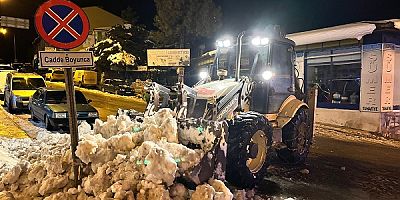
[261,38,270,45]
[216,40,224,48]
[262,70,274,80]
[199,71,209,79]
[251,37,261,46]
[223,39,231,47]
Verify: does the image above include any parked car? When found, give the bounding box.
[3,72,46,113]
[45,70,65,82]
[0,69,16,99]
[101,79,133,96]
[73,70,97,88]
[29,88,99,130]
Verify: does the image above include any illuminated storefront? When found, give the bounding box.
[289,20,400,139]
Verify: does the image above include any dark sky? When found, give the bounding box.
[0,0,399,63]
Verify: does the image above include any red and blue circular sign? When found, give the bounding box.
[35,0,90,49]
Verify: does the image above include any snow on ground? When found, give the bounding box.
[0,108,234,200]
[48,81,146,104]
[316,123,400,148]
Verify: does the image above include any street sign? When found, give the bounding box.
[34,0,90,49]
[147,49,190,67]
[0,16,29,29]
[39,51,94,68]
[35,0,91,187]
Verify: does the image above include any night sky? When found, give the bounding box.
[0,0,399,63]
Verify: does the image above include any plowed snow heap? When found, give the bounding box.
[0,109,233,200]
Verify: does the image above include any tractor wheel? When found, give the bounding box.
[278,108,313,164]
[226,112,273,188]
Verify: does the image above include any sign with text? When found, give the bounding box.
[381,49,395,112]
[39,51,93,68]
[0,16,29,29]
[360,44,395,112]
[360,47,382,112]
[147,49,190,67]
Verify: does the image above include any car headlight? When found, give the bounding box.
[262,70,274,80]
[53,112,67,118]
[88,112,98,118]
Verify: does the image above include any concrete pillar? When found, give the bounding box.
[361,43,400,139]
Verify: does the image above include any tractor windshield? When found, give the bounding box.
[214,38,296,113]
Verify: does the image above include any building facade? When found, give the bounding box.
[288,19,400,139]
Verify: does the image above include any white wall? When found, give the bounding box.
[316,108,381,132]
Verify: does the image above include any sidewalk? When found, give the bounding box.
[0,108,28,139]
[316,123,400,148]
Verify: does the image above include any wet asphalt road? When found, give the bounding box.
[259,132,400,200]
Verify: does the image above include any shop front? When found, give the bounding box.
[289,20,400,139]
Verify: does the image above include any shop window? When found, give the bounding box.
[308,63,361,110]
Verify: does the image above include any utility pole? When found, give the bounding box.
[13,33,17,63]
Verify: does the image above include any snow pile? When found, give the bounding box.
[0,108,232,200]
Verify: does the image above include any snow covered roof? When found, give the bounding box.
[287,19,400,46]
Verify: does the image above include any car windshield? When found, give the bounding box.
[12,78,45,90]
[46,91,88,104]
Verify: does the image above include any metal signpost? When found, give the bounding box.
[35,0,91,187]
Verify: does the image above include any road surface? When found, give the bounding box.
[260,126,400,200]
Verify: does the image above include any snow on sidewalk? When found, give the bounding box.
[0,108,28,139]
[316,123,400,148]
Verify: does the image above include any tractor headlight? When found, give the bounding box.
[53,112,67,118]
[252,37,269,46]
[199,71,209,80]
[262,70,274,80]
[88,112,98,118]
[216,39,231,48]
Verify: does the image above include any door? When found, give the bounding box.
[30,90,41,117]
[35,91,46,121]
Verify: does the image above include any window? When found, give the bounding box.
[12,78,46,90]
[45,91,87,104]
[304,46,361,110]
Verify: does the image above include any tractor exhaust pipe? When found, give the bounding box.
[235,31,246,81]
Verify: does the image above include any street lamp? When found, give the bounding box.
[0,28,6,35]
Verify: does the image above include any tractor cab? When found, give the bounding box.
[199,29,299,115]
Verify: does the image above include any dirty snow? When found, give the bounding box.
[0,108,233,200]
